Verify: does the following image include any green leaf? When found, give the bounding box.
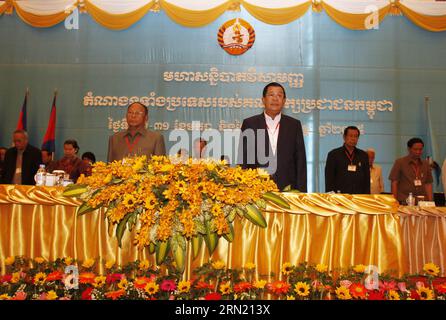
[222,222,234,243]
[62,184,88,197]
[76,202,96,216]
[116,213,133,248]
[155,241,170,265]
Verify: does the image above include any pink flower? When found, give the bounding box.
[1,274,12,283]
[397,282,408,293]
[59,297,71,300]
[312,280,321,289]
[169,295,176,300]
[39,293,48,300]
[160,279,177,292]
[106,273,124,284]
[340,280,352,288]
[379,280,397,292]
[416,281,425,289]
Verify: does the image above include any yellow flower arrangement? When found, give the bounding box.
[423,262,440,277]
[63,155,287,273]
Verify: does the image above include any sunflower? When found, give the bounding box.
[417,287,435,300]
[34,257,45,264]
[253,280,267,289]
[286,295,296,300]
[145,282,159,296]
[353,264,366,273]
[281,262,294,276]
[118,278,129,290]
[46,290,58,300]
[335,286,352,300]
[316,263,328,273]
[5,256,15,266]
[212,260,225,270]
[388,290,400,300]
[34,272,46,286]
[294,282,310,297]
[178,280,191,293]
[220,282,232,295]
[122,194,137,209]
[138,260,150,271]
[244,262,256,271]
[423,262,440,277]
[93,276,107,288]
[82,258,95,268]
[105,260,115,269]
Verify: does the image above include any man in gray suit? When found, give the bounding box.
[107,102,166,162]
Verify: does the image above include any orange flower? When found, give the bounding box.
[105,289,125,300]
[79,272,96,284]
[349,283,367,299]
[46,271,63,282]
[134,277,151,290]
[195,281,213,290]
[234,282,253,293]
[267,281,291,295]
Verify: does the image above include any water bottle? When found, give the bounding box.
[406,192,415,206]
[35,164,46,186]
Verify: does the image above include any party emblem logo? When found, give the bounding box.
[218,18,255,55]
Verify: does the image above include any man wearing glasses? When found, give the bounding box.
[107,102,166,162]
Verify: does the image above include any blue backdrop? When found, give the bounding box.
[1,9,445,192]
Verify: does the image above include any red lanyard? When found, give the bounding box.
[411,162,421,179]
[125,135,141,154]
[344,150,355,164]
[266,122,280,136]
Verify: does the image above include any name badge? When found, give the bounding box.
[414,179,422,186]
[348,165,357,172]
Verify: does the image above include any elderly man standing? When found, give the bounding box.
[325,126,370,194]
[1,130,42,185]
[107,102,166,162]
[239,82,307,191]
[367,148,384,194]
[389,137,433,204]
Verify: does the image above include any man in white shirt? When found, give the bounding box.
[239,82,307,191]
[367,148,384,194]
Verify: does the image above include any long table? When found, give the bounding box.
[1,185,445,277]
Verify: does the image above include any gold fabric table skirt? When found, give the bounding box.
[1,185,444,277]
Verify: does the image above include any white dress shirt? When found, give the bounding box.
[264,112,281,155]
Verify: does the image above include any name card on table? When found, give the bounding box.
[418,201,436,208]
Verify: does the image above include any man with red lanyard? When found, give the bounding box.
[107,102,166,162]
[389,137,433,204]
[239,82,307,192]
[325,126,370,194]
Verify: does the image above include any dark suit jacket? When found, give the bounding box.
[240,113,307,192]
[324,145,370,194]
[1,144,42,185]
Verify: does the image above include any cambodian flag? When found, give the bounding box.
[41,94,57,153]
[16,92,27,130]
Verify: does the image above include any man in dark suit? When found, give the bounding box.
[239,82,307,192]
[1,130,42,185]
[324,126,370,194]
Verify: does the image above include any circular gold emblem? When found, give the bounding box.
[218,18,255,55]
